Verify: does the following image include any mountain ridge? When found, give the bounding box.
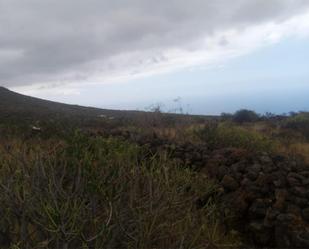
[0,86,144,121]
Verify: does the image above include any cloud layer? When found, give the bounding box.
[1,0,309,88]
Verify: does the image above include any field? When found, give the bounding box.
[1,88,309,248]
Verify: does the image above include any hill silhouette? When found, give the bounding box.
[0,86,149,123]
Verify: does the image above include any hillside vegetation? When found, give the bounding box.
[1,88,309,248]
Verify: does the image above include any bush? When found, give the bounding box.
[284,112,309,140]
[195,122,275,152]
[232,109,260,124]
[0,132,239,248]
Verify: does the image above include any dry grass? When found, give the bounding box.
[191,122,276,152]
[278,142,309,164]
[0,132,239,249]
[1,110,308,248]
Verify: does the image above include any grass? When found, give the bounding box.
[2,88,309,248]
[193,122,276,152]
[278,142,309,164]
[0,131,239,249]
[284,112,309,140]
[1,104,308,248]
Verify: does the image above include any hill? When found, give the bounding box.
[0,86,144,121]
[0,86,209,128]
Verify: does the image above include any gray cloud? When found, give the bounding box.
[0,0,309,87]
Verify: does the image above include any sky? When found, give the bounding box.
[1,0,309,115]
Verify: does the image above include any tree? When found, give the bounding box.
[232,109,259,123]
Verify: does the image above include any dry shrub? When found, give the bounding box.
[194,122,275,152]
[0,132,239,248]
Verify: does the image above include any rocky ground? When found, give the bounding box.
[204,149,309,248]
[105,129,309,248]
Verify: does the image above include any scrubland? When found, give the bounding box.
[0,109,309,248]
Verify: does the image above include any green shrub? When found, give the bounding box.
[196,122,274,152]
[220,112,233,121]
[0,133,239,248]
[232,109,260,124]
[284,112,309,140]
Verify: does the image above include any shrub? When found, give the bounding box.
[232,109,260,124]
[221,112,233,121]
[195,122,275,152]
[0,132,239,248]
[284,112,309,140]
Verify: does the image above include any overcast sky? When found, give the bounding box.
[1,0,309,114]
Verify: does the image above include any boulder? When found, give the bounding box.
[274,189,288,210]
[221,175,239,192]
[264,208,279,227]
[294,231,309,247]
[246,171,259,181]
[249,221,272,246]
[259,155,272,164]
[302,208,309,221]
[249,199,271,219]
[249,163,262,174]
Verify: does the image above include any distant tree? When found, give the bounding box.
[146,103,164,113]
[265,112,275,118]
[232,109,260,123]
[261,112,276,120]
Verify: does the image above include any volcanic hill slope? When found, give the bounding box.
[0,86,205,129]
[0,86,143,121]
